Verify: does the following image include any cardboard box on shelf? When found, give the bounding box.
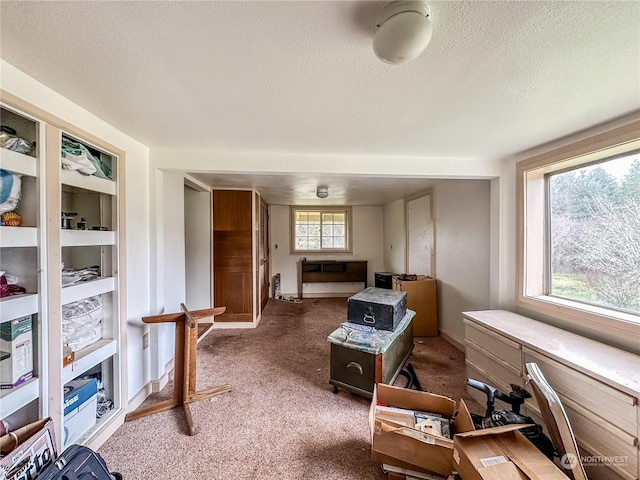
[63,377,98,447]
[0,417,57,480]
[452,424,570,480]
[0,315,33,389]
[370,384,475,477]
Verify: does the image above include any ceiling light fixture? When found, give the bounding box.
[373,1,432,65]
[316,186,329,199]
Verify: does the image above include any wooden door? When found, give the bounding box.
[213,190,253,322]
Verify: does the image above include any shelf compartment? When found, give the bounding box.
[60,169,115,196]
[62,339,116,384]
[0,148,37,177]
[61,277,115,305]
[0,377,40,418]
[61,230,116,247]
[0,293,38,323]
[0,226,38,247]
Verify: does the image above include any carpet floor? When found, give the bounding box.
[99,298,482,479]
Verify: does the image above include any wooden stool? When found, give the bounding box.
[125,304,231,435]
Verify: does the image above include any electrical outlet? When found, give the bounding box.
[143,332,149,350]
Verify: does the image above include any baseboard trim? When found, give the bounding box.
[152,358,174,393]
[440,330,465,352]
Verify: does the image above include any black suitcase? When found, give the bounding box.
[347,287,407,331]
[37,444,122,480]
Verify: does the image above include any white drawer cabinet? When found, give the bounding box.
[463,310,640,480]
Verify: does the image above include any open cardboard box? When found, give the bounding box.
[370,383,475,477]
[453,424,570,480]
[0,417,57,480]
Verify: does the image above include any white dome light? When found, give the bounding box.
[373,1,432,65]
[316,186,329,199]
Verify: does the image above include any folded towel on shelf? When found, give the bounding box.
[61,138,112,179]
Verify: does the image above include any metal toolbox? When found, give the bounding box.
[328,310,415,398]
[347,287,407,331]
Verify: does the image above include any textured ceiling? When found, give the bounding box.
[1,1,639,203]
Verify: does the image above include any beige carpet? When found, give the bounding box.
[99,298,482,479]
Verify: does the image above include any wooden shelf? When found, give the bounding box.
[0,148,37,177]
[0,293,39,322]
[61,277,115,304]
[0,226,38,247]
[0,377,39,418]
[62,338,116,384]
[61,229,116,247]
[60,169,116,195]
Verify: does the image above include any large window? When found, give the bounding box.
[548,153,639,314]
[290,206,352,253]
[517,120,640,336]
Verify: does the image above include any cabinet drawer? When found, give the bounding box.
[464,320,522,371]
[466,342,523,388]
[330,344,376,394]
[562,397,638,480]
[524,348,637,436]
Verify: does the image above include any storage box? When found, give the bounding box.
[0,417,57,480]
[348,287,407,331]
[63,378,98,447]
[328,310,415,398]
[393,275,438,337]
[452,424,570,480]
[0,315,33,389]
[370,383,475,477]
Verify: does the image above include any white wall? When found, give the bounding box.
[184,185,211,310]
[270,205,384,296]
[0,60,152,401]
[434,180,491,345]
[383,199,405,274]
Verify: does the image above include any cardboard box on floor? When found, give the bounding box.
[370,383,475,477]
[0,417,57,480]
[453,424,570,480]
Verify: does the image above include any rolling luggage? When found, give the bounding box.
[37,444,122,480]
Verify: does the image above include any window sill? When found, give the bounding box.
[517,294,640,341]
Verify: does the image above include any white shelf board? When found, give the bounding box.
[0,293,38,322]
[61,277,115,305]
[60,168,116,195]
[0,226,37,247]
[61,229,116,247]
[63,339,116,384]
[0,377,40,418]
[0,148,37,177]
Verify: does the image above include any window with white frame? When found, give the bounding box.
[290,206,352,253]
[517,120,640,333]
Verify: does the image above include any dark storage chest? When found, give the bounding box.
[374,272,397,289]
[328,310,415,398]
[347,287,407,331]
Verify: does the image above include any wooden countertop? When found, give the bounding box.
[463,310,640,398]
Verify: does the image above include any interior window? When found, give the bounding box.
[290,206,352,253]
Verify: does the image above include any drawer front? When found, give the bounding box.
[330,344,376,393]
[466,342,523,388]
[464,320,522,371]
[524,349,638,436]
[562,398,638,480]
